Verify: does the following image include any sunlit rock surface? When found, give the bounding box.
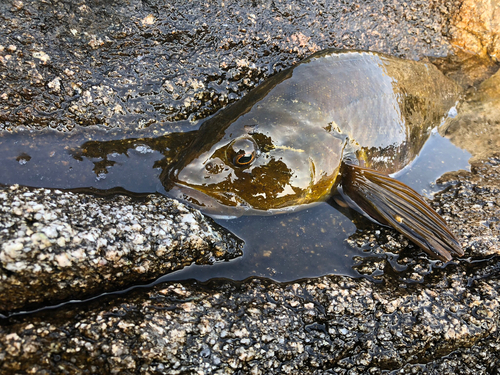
[450,0,500,61]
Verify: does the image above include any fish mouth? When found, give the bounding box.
[166,181,318,218]
[166,182,252,218]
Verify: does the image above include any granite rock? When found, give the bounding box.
[0,0,500,373]
[0,185,242,314]
[450,0,500,61]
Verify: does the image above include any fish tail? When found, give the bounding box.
[339,162,464,261]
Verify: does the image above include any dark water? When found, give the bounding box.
[0,124,471,282]
[0,123,194,192]
[159,129,471,283]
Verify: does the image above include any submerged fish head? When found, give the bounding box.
[167,120,344,216]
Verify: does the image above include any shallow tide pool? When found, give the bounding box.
[0,123,471,283]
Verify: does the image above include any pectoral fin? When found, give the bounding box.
[339,162,463,261]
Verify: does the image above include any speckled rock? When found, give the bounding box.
[0,264,498,373]
[1,156,499,374]
[0,0,464,131]
[435,158,500,258]
[450,0,500,61]
[0,185,243,314]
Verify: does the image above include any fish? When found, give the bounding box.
[162,49,464,262]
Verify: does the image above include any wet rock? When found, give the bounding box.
[0,258,498,373]
[435,156,500,258]
[450,0,500,61]
[0,0,463,131]
[1,156,500,373]
[0,185,243,314]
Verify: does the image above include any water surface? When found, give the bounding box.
[0,123,471,282]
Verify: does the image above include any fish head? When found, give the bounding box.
[163,53,349,216]
[166,117,344,217]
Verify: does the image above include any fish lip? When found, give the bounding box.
[166,181,251,217]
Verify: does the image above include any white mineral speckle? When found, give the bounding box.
[133,234,145,245]
[4,333,21,356]
[55,253,72,267]
[32,203,44,211]
[32,51,50,63]
[97,238,108,249]
[111,343,126,356]
[1,241,24,261]
[48,77,61,92]
[181,213,197,225]
[142,14,155,25]
[42,226,58,238]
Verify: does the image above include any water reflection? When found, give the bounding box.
[2,51,498,283]
[440,68,500,162]
[0,122,471,282]
[0,124,196,192]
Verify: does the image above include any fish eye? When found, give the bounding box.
[228,136,257,167]
[234,152,254,166]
